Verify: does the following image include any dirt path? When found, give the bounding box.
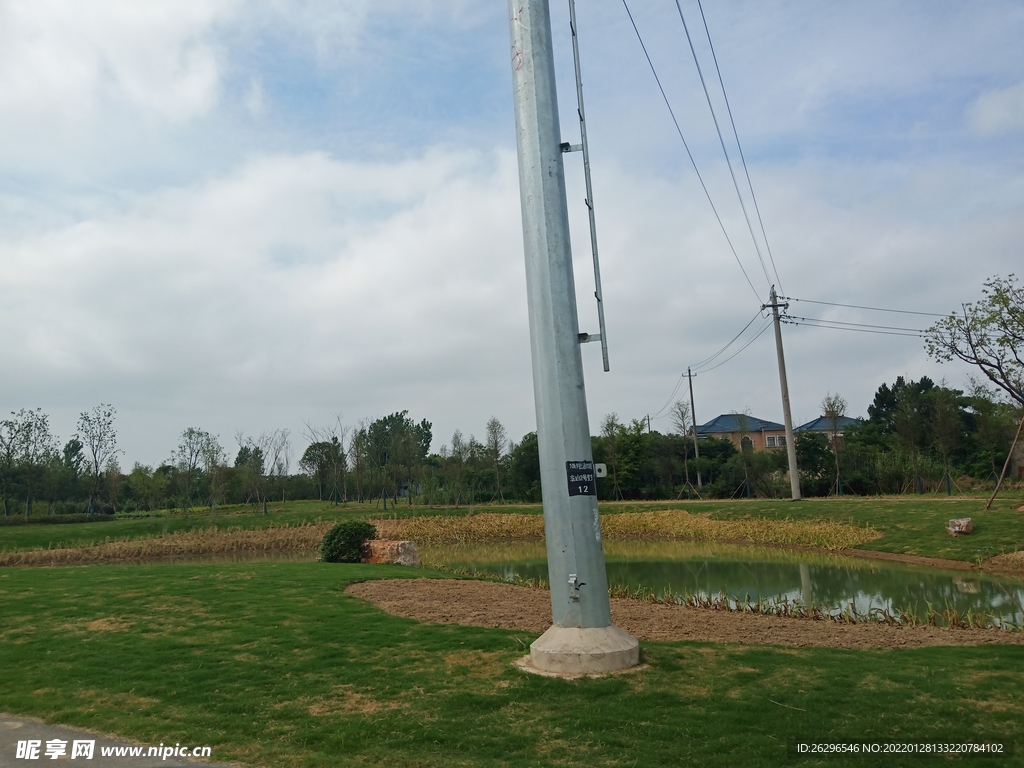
[346,578,1024,650]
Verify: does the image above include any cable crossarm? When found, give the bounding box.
[674,0,773,291]
[784,297,945,317]
[694,0,783,294]
[621,0,761,302]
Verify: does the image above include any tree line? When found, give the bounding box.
[1,374,1020,518]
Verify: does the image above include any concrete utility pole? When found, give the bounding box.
[765,286,801,500]
[688,367,702,488]
[507,0,638,674]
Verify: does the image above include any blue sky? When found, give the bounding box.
[2,0,1023,467]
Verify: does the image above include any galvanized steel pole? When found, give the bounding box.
[507,0,637,674]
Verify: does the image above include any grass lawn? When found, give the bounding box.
[1,562,1022,767]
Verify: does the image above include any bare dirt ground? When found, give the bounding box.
[346,578,1024,650]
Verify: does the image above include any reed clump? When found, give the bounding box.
[372,510,879,550]
[0,522,335,567]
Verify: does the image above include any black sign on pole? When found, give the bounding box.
[566,461,597,497]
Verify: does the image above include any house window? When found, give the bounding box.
[766,436,776,448]
[777,435,786,447]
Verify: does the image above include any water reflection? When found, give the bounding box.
[422,541,1024,629]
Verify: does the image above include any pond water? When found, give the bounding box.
[421,540,1024,629]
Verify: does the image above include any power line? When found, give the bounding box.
[694,317,774,373]
[674,0,773,291]
[782,316,925,338]
[621,0,761,302]
[785,297,945,317]
[649,374,687,420]
[689,309,763,370]
[649,309,765,419]
[786,315,926,333]
[694,0,784,294]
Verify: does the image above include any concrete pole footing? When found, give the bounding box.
[529,623,639,675]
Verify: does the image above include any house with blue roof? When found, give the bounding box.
[695,413,787,452]
[795,415,862,448]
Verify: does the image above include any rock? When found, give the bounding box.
[361,539,419,567]
[946,518,972,536]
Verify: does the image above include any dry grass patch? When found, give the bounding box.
[373,510,878,550]
[0,523,334,567]
[304,686,404,717]
[85,617,132,633]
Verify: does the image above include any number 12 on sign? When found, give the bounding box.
[566,461,597,497]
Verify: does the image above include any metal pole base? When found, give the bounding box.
[528,624,639,675]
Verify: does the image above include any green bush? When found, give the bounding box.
[319,521,377,563]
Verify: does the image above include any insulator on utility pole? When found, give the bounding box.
[507,0,638,674]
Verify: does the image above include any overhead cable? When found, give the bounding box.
[786,297,945,317]
[785,315,926,334]
[674,0,774,291]
[694,318,774,372]
[694,0,784,294]
[649,309,765,419]
[621,0,761,302]
[649,374,687,420]
[782,316,924,338]
[689,309,764,371]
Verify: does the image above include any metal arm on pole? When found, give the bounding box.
[566,0,609,372]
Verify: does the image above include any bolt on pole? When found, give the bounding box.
[507,0,637,674]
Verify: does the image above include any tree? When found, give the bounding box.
[303,418,349,503]
[926,275,1024,506]
[126,463,169,512]
[507,432,541,502]
[201,434,226,513]
[0,416,15,516]
[929,385,964,494]
[171,427,212,511]
[234,437,265,508]
[821,392,847,495]
[669,400,695,489]
[485,417,508,503]
[9,408,58,517]
[926,274,1024,406]
[600,413,624,500]
[300,442,333,501]
[235,429,289,513]
[76,404,119,515]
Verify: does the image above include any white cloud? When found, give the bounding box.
[969,80,1024,136]
[0,148,533,463]
[0,0,236,140]
[244,77,266,117]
